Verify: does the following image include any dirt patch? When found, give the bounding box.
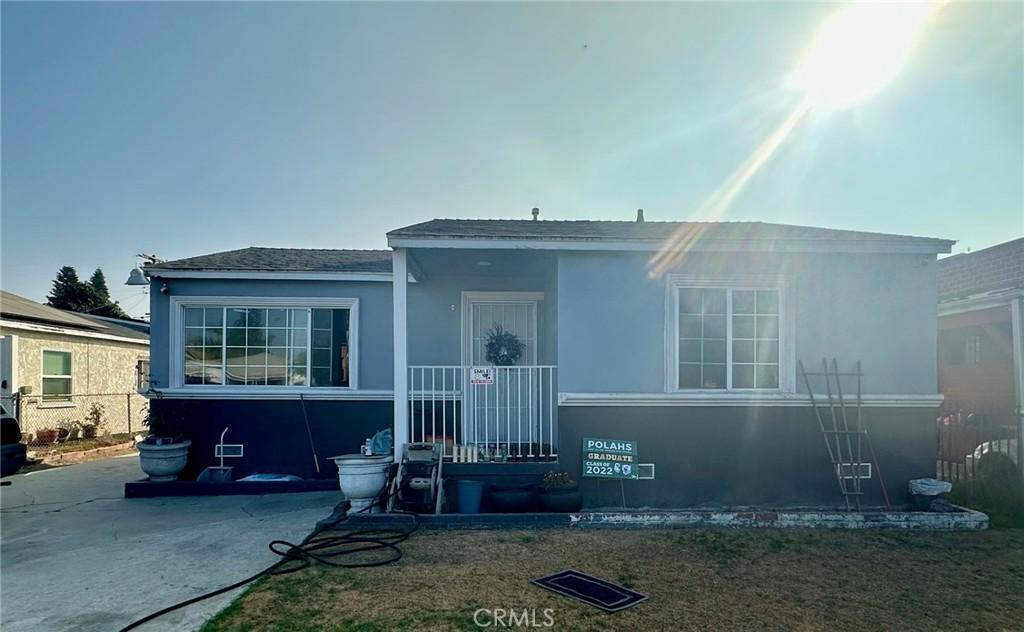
[30,441,137,467]
[204,528,1024,631]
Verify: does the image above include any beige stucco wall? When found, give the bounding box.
[1,326,149,439]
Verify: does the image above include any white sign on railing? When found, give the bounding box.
[470,367,494,385]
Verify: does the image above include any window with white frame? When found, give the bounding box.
[675,287,781,390]
[42,350,73,401]
[965,334,981,365]
[181,305,352,388]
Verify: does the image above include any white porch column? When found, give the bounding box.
[1011,296,1024,484]
[392,247,409,460]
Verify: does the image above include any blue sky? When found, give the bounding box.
[2,2,1021,318]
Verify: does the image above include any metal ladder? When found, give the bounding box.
[799,358,888,511]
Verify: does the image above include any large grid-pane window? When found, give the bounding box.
[183,306,351,388]
[677,287,780,390]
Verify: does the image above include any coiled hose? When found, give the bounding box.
[118,484,416,632]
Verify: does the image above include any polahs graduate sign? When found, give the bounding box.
[582,437,638,480]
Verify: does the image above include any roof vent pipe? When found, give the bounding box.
[636,208,645,223]
[531,207,540,221]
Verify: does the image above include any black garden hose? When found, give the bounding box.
[117,485,416,632]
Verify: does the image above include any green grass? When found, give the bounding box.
[203,527,1024,632]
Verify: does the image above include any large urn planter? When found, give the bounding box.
[138,438,192,482]
[331,454,393,513]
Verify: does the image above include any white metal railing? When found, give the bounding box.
[408,365,557,462]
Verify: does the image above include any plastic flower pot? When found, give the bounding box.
[488,484,533,512]
[537,485,583,512]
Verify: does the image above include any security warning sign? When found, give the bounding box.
[582,437,638,480]
[470,367,494,385]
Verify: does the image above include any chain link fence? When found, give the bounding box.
[5,393,148,448]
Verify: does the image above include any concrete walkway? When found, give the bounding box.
[1,455,339,631]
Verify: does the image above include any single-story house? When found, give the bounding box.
[0,291,150,442]
[936,238,1023,474]
[144,215,953,507]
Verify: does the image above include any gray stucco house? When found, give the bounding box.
[144,215,953,507]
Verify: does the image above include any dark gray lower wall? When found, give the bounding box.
[149,398,392,480]
[558,406,937,509]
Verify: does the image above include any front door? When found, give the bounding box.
[462,293,540,457]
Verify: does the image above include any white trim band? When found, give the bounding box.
[148,269,413,283]
[387,236,952,255]
[145,388,393,401]
[558,392,945,408]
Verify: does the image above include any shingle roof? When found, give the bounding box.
[150,247,392,273]
[938,238,1024,301]
[0,291,101,330]
[0,291,150,341]
[74,313,150,341]
[388,219,953,247]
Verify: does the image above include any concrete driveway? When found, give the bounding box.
[1,455,339,631]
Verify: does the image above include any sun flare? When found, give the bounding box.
[791,1,943,110]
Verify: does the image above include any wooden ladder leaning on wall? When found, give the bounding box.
[798,358,892,512]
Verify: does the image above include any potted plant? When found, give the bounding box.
[536,471,583,512]
[137,406,191,482]
[488,482,534,512]
[35,427,58,444]
[485,325,525,367]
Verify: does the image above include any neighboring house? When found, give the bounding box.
[0,291,150,439]
[937,238,1024,469]
[145,217,952,507]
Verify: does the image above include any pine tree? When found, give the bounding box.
[88,268,128,318]
[89,268,111,303]
[46,266,128,318]
[47,266,96,312]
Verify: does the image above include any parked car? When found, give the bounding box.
[1,416,27,477]
[964,439,1018,478]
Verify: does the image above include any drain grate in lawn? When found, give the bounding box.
[532,569,647,612]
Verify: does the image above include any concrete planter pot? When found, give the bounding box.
[330,454,393,513]
[138,439,192,482]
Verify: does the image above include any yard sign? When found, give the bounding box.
[582,437,638,480]
[470,367,494,385]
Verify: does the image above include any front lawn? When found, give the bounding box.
[204,527,1024,631]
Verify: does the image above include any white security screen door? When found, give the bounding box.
[462,293,540,455]
[0,335,16,417]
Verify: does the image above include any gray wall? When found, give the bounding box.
[407,270,558,367]
[148,278,394,390]
[149,248,939,396]
[557,251,940,394]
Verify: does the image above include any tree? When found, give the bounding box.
[46,266,128,319]
[47,266,97,312]
[89,268,111,303]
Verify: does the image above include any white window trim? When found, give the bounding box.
[664,273,796,395]
[169,296,360,394]
[40,348,75,408]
